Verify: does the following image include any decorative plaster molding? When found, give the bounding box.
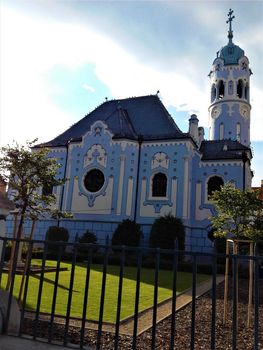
[84,144,107,168]
[151,152,169,169]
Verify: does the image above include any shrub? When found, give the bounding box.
[45,226,69,253]
[77,230,98,254]
[149,213,185,251]
[112,219,143,247]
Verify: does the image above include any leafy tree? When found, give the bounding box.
[149,213,185,251]
[210,183,263,241]
[0,140,71,240]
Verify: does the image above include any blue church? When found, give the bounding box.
[10,11,253,252]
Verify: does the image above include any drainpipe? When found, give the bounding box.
[242,151,248,191]
[57,140,71,227]
[134,135,143,223]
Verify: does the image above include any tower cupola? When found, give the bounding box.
[218,8,245,65]
[208,9,252,147]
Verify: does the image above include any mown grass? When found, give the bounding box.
[1,261,208,323]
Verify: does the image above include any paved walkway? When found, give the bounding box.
[120,274,225,335]
[0,275,224,349]
[0,335,94,350]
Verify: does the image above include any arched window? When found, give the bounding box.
[236,123,241,141]
[219,123,224,140]
[237,79,243,98]
[228,80,233,95]
[244,84,249,100]
[218,80,224,99]
[207,176,224,199]
[211,84,216,102]
[152,173,167,197]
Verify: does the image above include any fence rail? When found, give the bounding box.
[0,237,262,349]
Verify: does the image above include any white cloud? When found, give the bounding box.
[0,4,262,148]
[250,86,263,141]
[0,6,209,145]
[82,84,95,93]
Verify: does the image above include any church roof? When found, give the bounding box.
[40,95,188,147]
[199,140,251,161]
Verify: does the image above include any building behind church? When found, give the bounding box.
[7,11,254,252]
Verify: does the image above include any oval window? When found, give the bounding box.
[84,169,105,192]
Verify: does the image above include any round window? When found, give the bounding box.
[84,169,105,193]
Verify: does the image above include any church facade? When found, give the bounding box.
[7,11,253,252]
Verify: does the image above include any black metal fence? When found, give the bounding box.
[0,237,262,349]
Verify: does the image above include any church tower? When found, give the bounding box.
[208,9,252,146]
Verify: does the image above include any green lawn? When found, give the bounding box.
[1,261,208,323]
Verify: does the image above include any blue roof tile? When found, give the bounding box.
[39,95,187,147]
[199,140,250,160]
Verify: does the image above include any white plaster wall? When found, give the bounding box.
[195,182,211,220]
[116,155,125,215]
[126,177,134,216]
[139,178,177,218]
[170,178,177,215]
[183,157,189,219]
[71,177,113,214]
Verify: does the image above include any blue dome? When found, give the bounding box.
[218,42,244,65]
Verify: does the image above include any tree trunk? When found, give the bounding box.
[6,205,26,291]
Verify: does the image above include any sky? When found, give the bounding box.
[0,0,262,186]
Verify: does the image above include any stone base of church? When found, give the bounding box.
[5,218,213,253]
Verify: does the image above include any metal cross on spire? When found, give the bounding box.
[226,9,235,43]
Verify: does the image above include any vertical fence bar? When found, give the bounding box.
[114,246,125,350]
[96,244,109,350]
[132,248,142,350]
[5,237,21,333]
[223,240,230,325]
[151,248,160,350]
[0,237,7,286]
[19,240,33,336]
[232,254,237,350]
[190,253,197,350]
[254,247,259,350]
[80,246,93,349]
[48,245,63,343]
[210,244,217,350]
[63,241,77,346]
[33,240,48,339]
[247,242,253,327]
[170,243,178,350]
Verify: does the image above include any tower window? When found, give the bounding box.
[207,176,224,199]
[218,80,224,99]
[237,79,243,98]
[211,84,216,102]
[236,123,241,141]
[219,123,224,140]
[152,173,167,197]
[228,80,233,95]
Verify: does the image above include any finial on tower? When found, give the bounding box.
[226,9,235,43]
